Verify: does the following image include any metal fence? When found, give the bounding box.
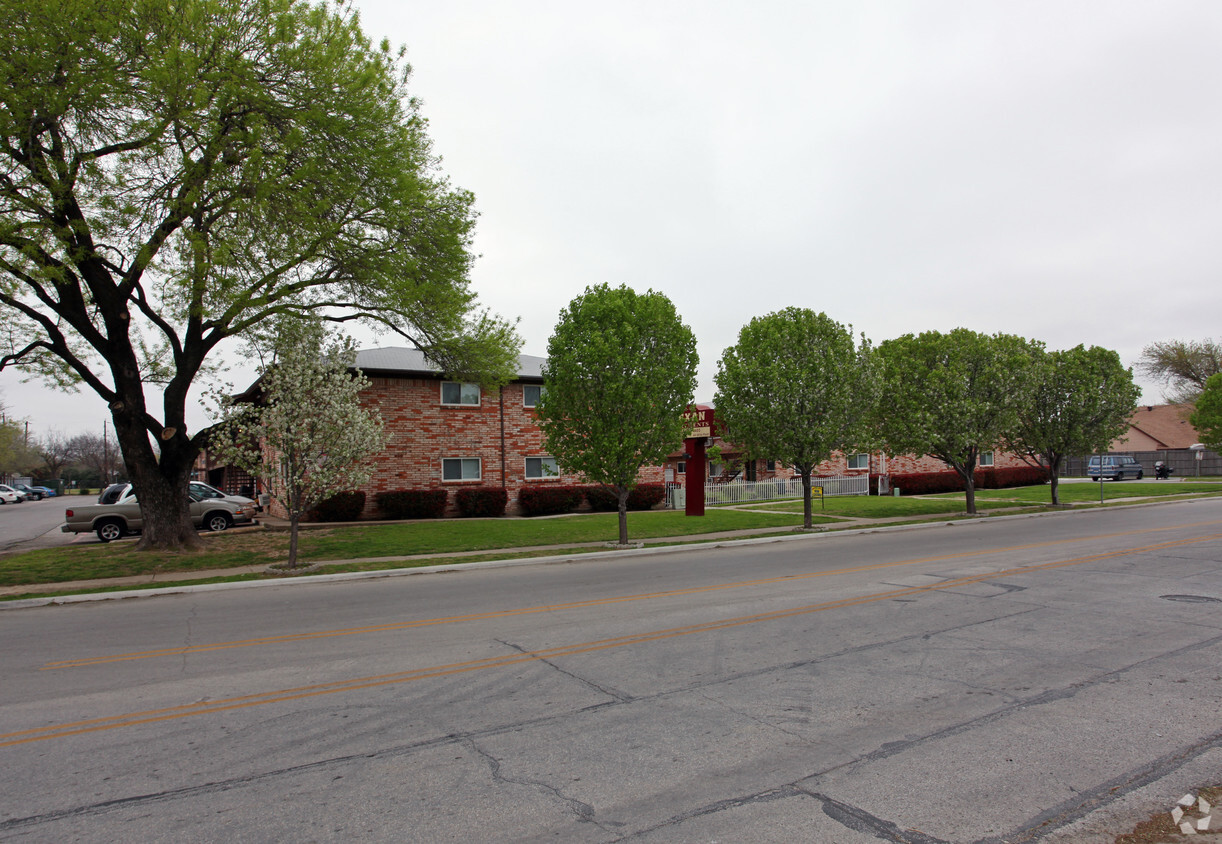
[666,474,869,509]
[1062,449,1221,479]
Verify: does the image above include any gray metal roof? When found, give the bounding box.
[354,347,545,380]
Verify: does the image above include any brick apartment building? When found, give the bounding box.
[199,347,1031,518]
[331,347,663,517]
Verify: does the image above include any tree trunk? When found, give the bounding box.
[112,409,202,550]
[963,473,977,514]
[1048,458,1062,505]
[616,486,630,545]
[288,514,301,567]
[800,471,813,529]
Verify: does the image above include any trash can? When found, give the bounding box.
[892,487,901,497]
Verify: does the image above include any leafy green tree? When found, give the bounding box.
[876,329,1036,515]
[536,285,698,545]
[1000,345,1140,504]
[0,0,518,549]
[714,308,877,529]
[213,318,384,568]
[1190,373,1222,452]
[1137,339,1222,404]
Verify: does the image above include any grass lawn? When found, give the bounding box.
[730,495,1018,517]
[0,508,810,588]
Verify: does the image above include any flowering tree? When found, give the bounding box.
[214,320,384,567]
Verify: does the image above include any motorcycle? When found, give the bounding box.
[1154,461,1174,479]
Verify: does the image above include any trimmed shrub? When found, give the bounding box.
[306,490,366,522]
[627,483,666,510]
[376,489,448,520]
[886,465,1049,495]
[455,486,509,517]
[582,485,619,512]
[517,485,584,517]
[581,483,666,512]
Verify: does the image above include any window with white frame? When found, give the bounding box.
[979,450,995,467]
[442,457,481,481]
[847,453,870,470]
[522,384,544,408]
[441,382,480,406]
[677,461,686,475]
[525,456,559,479]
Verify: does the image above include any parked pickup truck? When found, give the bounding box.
[63,485,258,542]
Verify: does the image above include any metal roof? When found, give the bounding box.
[353,347,545,380]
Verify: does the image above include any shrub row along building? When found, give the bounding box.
[195,347,1061,519]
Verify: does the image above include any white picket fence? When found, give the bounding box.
[666,474,869,508]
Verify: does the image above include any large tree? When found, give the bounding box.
[213,318,384,568]
[0,0,518,548]
[1137,339,1222,404]
[876,329,1035,515]
[1000,345,1140,505]
[535,284,698,546]
[714,308,877,529]
[1190,373,1222,452]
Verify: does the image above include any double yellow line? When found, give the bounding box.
[4,530,1218,748]
[41,520,1221,671]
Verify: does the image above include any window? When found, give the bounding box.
[441,382,480,406]
[979,451,995,467]
[766,460,776,471]
[522,384,544,408]
[525,456,559,479]
[677,461,686,475]
[847,453,870,470]
[442,457,481,481]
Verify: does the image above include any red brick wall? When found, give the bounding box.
[355,376,661,517]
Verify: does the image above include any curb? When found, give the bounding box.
[2,496,1217,611]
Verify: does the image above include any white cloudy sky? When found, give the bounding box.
[3,0,1221,438]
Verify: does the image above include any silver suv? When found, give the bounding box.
[1087,455,1144,481]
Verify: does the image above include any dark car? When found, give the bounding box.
[1087,455,1144,481]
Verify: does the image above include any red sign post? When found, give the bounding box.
[682,406,718,517]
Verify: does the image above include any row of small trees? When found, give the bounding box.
[533,287,1142,537]
[717,315,1139,526]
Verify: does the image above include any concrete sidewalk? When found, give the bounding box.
[4,493,1204,603]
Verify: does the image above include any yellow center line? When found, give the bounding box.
[5,532,1217,749]
[39,519,1222,671]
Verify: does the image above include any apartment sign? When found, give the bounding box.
[683,406,717,439]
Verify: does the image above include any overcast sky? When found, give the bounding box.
[4,0,1221,439]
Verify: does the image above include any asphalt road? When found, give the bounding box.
[2,500,1221,843]
[0,495,79,553]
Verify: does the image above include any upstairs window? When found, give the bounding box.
[522,384,544,408]
[441,382,480,406]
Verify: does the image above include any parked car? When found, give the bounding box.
[189,481,257,509]
[11,483,45,501]
[33,485,57,497]
[1087,455,1144,481]
[0,484,23,504]
[63,489,257,542]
